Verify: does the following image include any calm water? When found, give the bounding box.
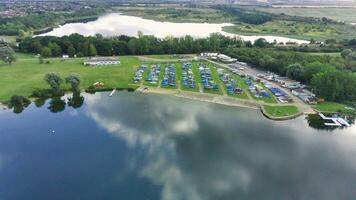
[0,92,355,200]
[40,13,309,44]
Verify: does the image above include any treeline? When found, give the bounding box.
[214,5,337,26]
[224,48,356,102]
[214,6,272,25]
[0,7,104,36]
[19,33,244,57]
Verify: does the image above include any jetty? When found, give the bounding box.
[319,113,350,127]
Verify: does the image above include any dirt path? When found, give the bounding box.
[198,83,203,93]
[220,83,227,96]
[178,80,181,91]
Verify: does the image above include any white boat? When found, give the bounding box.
[109,89,116,97]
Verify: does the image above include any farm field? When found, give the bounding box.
[257,7,356,23]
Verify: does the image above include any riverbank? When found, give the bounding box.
[136,86,306,120]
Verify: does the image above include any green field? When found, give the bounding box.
[304,52,341,57]
[0,35,17,43]
[0,55,140,102]
[223,20,356,41]
[312,102,356,116]
[113,6,234,23]
[257,7,356,23]
[263,105,299,118]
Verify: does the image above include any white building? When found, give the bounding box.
[84,57,120,66]
[200,52,237,63]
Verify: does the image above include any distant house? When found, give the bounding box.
[84,57,120,66]
[62,55,69,59]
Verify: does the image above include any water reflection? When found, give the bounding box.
[48,97,66,113]
[6,93,85,114]
[40,13,308,44]
[67,93,84,109]
[306,114,355,131]
[83,92,356,200]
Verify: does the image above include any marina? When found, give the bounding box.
[319,113,351,127]
[161,64,176,87]
[181,63,196,89]
[199,64,219,91]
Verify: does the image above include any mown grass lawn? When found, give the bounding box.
[312,102,356,116]
[263,105,299,118]
[0,55,140,102]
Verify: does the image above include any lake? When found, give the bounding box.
[40,13,309,44]
[0,91,355,200]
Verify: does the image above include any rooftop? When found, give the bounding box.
[84,57,119,62]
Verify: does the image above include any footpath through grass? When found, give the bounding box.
[263,105,299,118]
[0,55,140,102]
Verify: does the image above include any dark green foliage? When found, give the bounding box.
[34,98,46,108]
[286,63,306,82]
[65,73,81,92]
[85,85,96,94]
[19,33,244,57]
[0,7,105,36]
[0,46,16,64]
[47,97,65,113]
[67,93,84,109]
[41,47,52,58]
[32,89,53,99]
[214,6,272,25]
[8,95,31,114]
[44,73,63,94]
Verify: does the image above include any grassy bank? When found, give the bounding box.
[312,102,356,116]
[262,105,299,118]
[0,55,140,102]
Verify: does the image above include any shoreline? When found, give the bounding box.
[0,86,315,120]
[137,86,305,120]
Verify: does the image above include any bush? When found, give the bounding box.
[32,89,52,98]
[85,85,96,94]
[9,95,30,107]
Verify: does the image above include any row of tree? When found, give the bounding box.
[19,33,245,57]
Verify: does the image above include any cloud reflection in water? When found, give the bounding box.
[85,92,356,200]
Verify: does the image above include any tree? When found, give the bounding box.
[44,73,63,94]
[41,47,52,58]
[67,45,76,57]
[0,46,16,64]
[48,42,62,57]
[341,49,352,59]
[286,63,306,82]
[347,52,356,61]
[65,73,81,92]
[253,38,268,48]
[88,44,97,57]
